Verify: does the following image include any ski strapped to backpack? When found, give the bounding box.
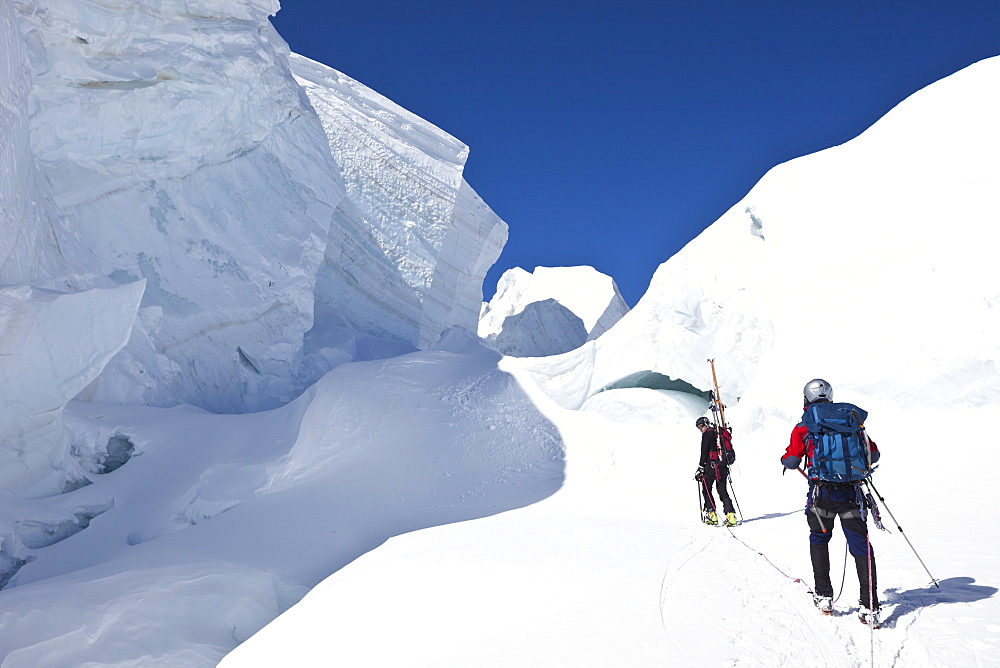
[706,358,735,465]
[801,402,876,482]
[707,359,742,521]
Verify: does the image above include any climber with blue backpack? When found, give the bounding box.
[781,379,883,627]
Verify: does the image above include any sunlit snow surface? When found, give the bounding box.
[2,0,1000,664]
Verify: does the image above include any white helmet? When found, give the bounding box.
[803,378,833,404]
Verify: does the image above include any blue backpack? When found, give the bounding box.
[802,402,874,482]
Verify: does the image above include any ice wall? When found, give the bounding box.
[6,2,506,414]
[291,55,507,352]
[0,1,72,287]
[12,0,342,413]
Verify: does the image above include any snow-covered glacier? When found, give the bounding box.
[6,0,505,414]
[5,0,1000,663]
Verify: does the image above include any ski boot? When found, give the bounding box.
[813,594,833,615]
[724,512,738,527]
[702,510,718,526]
[858,602,881,628]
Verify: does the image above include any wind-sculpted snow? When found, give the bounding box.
[518,56,1000,422]
[290,54,507,361]
[480,266,629,357]
[0,282,144,495]
[0,341,564,664]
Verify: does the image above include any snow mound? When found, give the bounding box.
[0,343,565,664]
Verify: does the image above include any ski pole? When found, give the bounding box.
[696,478,703,522]
[863,479,940,588]
[727,474,744,522]
[700,475,720,523]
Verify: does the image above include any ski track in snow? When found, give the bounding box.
[658,519,929,667]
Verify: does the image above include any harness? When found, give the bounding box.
[805,480,868,532]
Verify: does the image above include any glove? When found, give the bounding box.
[726,451,736,465]
[694,466,705,481]
[781,455,802,470]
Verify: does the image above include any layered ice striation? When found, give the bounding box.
[290,54,507,377]
[480,266,629,357]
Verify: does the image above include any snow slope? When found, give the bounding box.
[0,331,565,665]
[514,55,1000,416]
[223,366,1000,667]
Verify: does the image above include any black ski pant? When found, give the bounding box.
[807,485,878,609]
[701,467,734,515]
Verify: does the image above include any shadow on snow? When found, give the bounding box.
[878,577,997,628]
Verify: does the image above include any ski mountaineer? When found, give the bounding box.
[695,416,737,527]
[781,379,882,626]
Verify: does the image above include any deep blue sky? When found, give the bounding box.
[272,1,1000,306]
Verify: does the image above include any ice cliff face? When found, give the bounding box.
[11,0,340,413]
[290,54,507,370]
[479,266,629,357]
[518,56,1000,422]
[0,1,69,286]
[3,0,505,414]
